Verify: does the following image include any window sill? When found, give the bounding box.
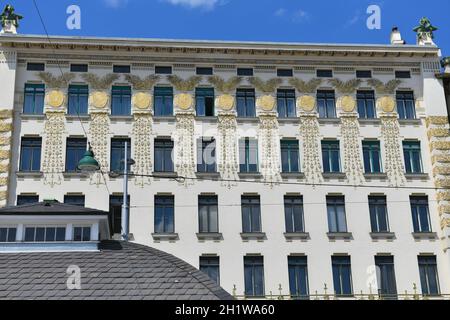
[327,232,353,240]
[405,173,429,181]
[237,117,259,122]
[240,232,267,241]
[20,114,45,120]
[16,171,43,179]
[370,232,396,240]
[195,172,221,180]
[364,173,388,180]
[65,115,90,121]
[318,118,341,125]
[195,116,218,122]
[358,118,381,125]
[63,172,89,179]
[284,232,310,241]
[196,233,223,241]
[398,119,422,126]
[281,172,305,180]
[152,172,178,179]
[153,116,176,122]
[412,232,438,240]
[278,118,299,123]
[151,233,179,241]
[238,172,263,179]
[322,172,346,180]
[110,115,133,121]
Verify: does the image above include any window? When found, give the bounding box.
[332,256,353,296]
[322,141,341,173]
[356,70,372,79]
[317,90,336,119]
[244,256,265,297]
[17,195,39,205]
[73,226,91,242]
[198,195,219,233]
[154,139,174,172]
[236,89,256,117]
[277,69,293,77]
[277,89,296,118]
[23,84,45,115]
[196,88,215,117]
[281,140,300,173]
[70,64,88,73]
[65,138,87,172]
[284,196,304,233]
[327,196,347,233]
[154,195,175,234]
[403,141,423,174]
[396,91,416,120]
[113,65,130,74]
[109,195,129,235]
[110,138,131,173]
[200,256,220,284]
[357,90,376,119]
[369,196,389,233]
[111,86,131,116]
[64,195,85,207]
[288,256,309,299]
[241,196,261,233]
[363,141,382,174]
[68,85,89,115]
[418,256,440,296]
[395,70,411,79]
[375,256,398,299]
[154,87,173,117]
[27,63,45,71]
[24,226,66,242]
[20,137,42,172]
[197,138,216,173]
[237,68,253,76]
[197,67,213,75]
[0,227,16,242]
[317,69,333,78]
[239,138,258,173]
[410,196,431,233]
[155,66,172,74]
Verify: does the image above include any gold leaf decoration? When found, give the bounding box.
[328,79,362,95]
[167,75,202,91]
[367,79,402,95]
[125,74,160,91]
[208,76,242,94]
[247,77,283,94]
[288,78,322,94]
[81,73,119,90]
[36,72,75,88]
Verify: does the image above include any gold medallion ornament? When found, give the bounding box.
[174,93,194,110]
[378,96,396,113]
[257,95,276,112]
[216,94,235,111]
[340,95,356,113]
[298,95,316,112]
[132,92,152,110]
[47,90,65,108]
[90,91,109,109]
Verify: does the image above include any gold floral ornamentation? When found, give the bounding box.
[378,96,396,113]
[0,123,12,132]
[256,95,276,112]
[47,90,65,108]
[174,93,194,110]
[436,179,450,188]
[426,116,449,126]
[0,150,10,160]
[0,178,7,186]
[0,110,12,119]
[430,141,450,151]
[0,136,11,146]
[90,91,109,109]
[298,95,316,112]
[132,92,152,110]
[216,94,235,111]
[437,192,450,202]
[259,115,282,187]
[340,96,356,113]
[0,163,9,172]
[0,191,7,201]
[427,128,450,139]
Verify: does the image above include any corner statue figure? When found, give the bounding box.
[413,17,437,44]
[1,4,23,28]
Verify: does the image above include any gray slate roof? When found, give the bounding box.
[0,201,108,216]
[0,241,233,300]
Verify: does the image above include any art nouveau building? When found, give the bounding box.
[1,26,450,299]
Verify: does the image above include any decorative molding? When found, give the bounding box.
[174,93,194,111]
[256,95,276,112]
[208,76,242,94]
[89,91,109,110]
[259,115,281,187]
[289,78,322,94]
[218,113,239,188]
[174,112,196,186]
[124,74,160,90]
[377,96,396,113]
[88,113,110,186]
[167,75,202,92]
[216,94,235,112]
[328,79,361,95]
[132,114,153,187]
[338,96,357,113]
[340,114,365,185]
[297,95,316,112]
[132,92,152,111]
[81,73,119,90]
[46,90,66,108]
[42,112,65,187]
[36,72,75,89]
[380,115,406,186]
[367,79,402,95]
[247,77,283,94]
[0,109,13,207]
[300,114,323,184]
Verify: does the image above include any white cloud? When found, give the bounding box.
[103,0,129,8]
[292,9,310,23]
[274,8,286,17]
[163,0,219,9]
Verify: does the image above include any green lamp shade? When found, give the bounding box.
[77,149,100,172]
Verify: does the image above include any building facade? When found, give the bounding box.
[1,26,450,299]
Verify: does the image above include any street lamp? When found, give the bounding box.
[77,144,100,172]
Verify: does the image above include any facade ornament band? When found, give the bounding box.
[174,111,196,186]
[300,112,323,185]
[88,112,110,186]
[259,113,282,187]
[218,113,239,188]
[340,113,365,185]
[132,113,153,187]
[42,111,65,187]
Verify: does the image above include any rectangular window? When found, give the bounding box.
[410,196,431,233]
[418,256,440,296]
[200,256,220,285]
[363,140,382,174]
[70,64,88,73]
[356,70,372,79]
[23,84,45,115]
[396,91,416,120]
[197,138,216,173]
[288,256,309,299]
[277,89,296,118]
[24,226,66,242]
[244,256,265,297]
[375,256,398,299]
[317,90,336,119]
[154,87,173,117]
[332,256,353,296]
[154,195,175,234]
[155,66,172,74]
[68,85,89,115]
[64,195,85,207]
[241,196,261,233]
[109,195,129,235]
[27,63,45,71]
[395,71,411,79]
[277,69,293,77]
[236,89,256,117]
[322,140,341,173]
[317,69,333,78]
[113,65,131,74]
[154,139,174,172]
[73,226,91,242]
[284,196,304,233]
[403,141,423,174]
[281,140,300,173]
[65,138,87,172]
[0,227,17,242]
[196,87,215,117]
[239,138,258,173]
[369,196,389,233]
[198,195,219,233]
[197,67,213,75]
[237,68,253,76]
[110,138,131,173]
[327,196,347,233]
[111,86,131,116]
[20,137,42,172]
[17,195,39,205]
[357,90,376,119]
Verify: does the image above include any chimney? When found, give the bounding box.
[390,27,405,45]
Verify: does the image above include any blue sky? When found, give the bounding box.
[5,0,450,56]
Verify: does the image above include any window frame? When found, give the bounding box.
[154,195,175,234]
[65,137,87,172]
[410,196,432,233]
[403,140,423,174]
[362,140,382,174]
[239,138,259,173]
[197,138,217,173]
[73,225,92,242]
[64,194,86,207]
[280,139,300,173]
[0,226,17,242]
[23,83,45,115]
[154,138,174,173]
[357,90,376,119]
[198,195,219,234]
[236,88,256,118]
[23,225,66,242]
[326,196,348,233]
[67,84,89,115]
[418,256,441,296]
[244,256,265,297]
[317,90,336,119]
[396,91,416,120]
[154,86,174,117]
[19,137,42,172]
[110,138,132,173]
[284,196,305,233]
[111,86,132,116]
[277,89,297,118]
[241,195,262,233]
[195,87,215,117]
[321,140,341,173]
[368,196,390,233]
[288,256,309,299]
[200,256,220,285]
[332,256,354,297]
